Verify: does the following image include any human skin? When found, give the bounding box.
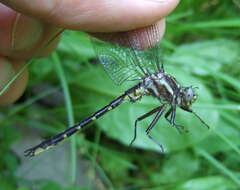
[0,0,179,106]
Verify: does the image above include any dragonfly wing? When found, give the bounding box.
[91,24,164,85]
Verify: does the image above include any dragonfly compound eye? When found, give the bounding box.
[180,87,197,107]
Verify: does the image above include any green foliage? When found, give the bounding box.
[1,0,240,189]
[175,176,236,190]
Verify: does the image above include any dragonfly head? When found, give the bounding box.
[179,86,198,110]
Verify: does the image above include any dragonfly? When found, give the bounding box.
[24,24,210,157]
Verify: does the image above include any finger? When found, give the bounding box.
[0,3,60,60]
[0,0,179,32]
[10,18,61,60]
[0,57,28,106]
[91,19,165,50]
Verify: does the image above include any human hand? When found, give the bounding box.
[0,0,179,106]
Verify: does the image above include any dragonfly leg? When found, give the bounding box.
[145,105,167,152]
[160,61,164,71]
[129,105,165,146]
[164,107,172,124]
[165,107,188,133]
[146,133,164,153]
[184,108,210,129]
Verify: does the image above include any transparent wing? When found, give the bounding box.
[91,24,164,85]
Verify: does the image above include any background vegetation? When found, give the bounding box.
[0,0,240,189]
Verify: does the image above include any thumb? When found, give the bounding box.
[0,0,179,32]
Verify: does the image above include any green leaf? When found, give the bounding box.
[175,176,237,190]
[169,39,240,76]
[150,152,199,184]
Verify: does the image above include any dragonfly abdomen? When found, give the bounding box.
[24,83,143,157]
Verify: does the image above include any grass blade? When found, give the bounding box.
[52,52,76,184]
[196,149,240,186]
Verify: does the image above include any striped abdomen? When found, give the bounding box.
[24,83,143,156]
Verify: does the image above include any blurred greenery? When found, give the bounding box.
[0,0,240,189]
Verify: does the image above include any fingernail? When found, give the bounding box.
[11,13,44,51]
[0,57,15,89]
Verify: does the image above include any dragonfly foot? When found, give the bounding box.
[174,124,188,134]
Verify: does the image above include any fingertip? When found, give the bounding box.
[109,0,179,32]
[90,19,166,50]
[11,13,44,51]
[0,57,28,106]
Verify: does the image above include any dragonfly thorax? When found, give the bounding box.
[142,72,179,104]
[140,72,198,111]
